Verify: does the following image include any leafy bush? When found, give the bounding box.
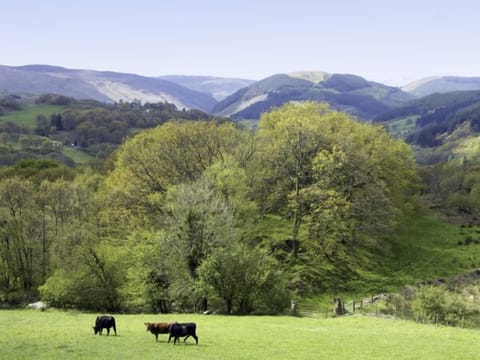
[38,270,77,308]
[197,244,290,314]
[411,285,480,326]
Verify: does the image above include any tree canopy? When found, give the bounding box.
[0,102,419,313]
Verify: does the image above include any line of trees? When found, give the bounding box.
[0,102,418,314]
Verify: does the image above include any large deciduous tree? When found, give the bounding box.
[252,102,329,220]
[0,177,40,301]
[251,102,418,287]
[106,121,247,224]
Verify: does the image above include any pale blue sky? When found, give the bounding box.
[1,0,479,85]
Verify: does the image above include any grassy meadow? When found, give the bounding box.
[0,105,65,129]
[62,146,95,164]
[0,104,98,165]
[1,309,480,359]
[375,211,480,288]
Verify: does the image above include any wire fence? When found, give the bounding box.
[296,297,402,319]
[295,295,480,329]
[294,303,333,318]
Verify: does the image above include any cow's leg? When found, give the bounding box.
[155,334,158,342]
[184,335,190,342]
[168,334,173,343]
[106,328,110,336]
[173,336,178,345]
[192,335,198,345]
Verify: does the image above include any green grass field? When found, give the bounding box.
[0,105,65,129]
[1,310,480,359]
[62,147,95,164]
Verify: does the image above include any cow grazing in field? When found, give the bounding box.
[144,322,176,342]
[93,315,117,336]
[168,322,198,345]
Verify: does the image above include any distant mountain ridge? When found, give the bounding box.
[6,64,480,122]
[213,71,414,120]
[403,76,480,97]
[0,65,218,112]
[158,75,255,101]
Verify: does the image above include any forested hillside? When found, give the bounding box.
[377,90,480,223]
[377,90,480,151]
[0,93,224,166]
[0,102,419,313]
[2,92,480,323]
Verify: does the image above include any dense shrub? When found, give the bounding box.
[411,285,480,326]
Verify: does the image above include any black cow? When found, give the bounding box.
[93,315,117,336]
[168,322,198,345]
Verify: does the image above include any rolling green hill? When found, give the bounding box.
[371,209,480,291]
[213,71,414,121]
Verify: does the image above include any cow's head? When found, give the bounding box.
[93,325,100,334]
[144,322,152,332]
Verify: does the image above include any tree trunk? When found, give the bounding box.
[226,299,232,314]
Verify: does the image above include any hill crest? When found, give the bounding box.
[0,64,218,112]
[213,71,414,120]
[403,76,480,97]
